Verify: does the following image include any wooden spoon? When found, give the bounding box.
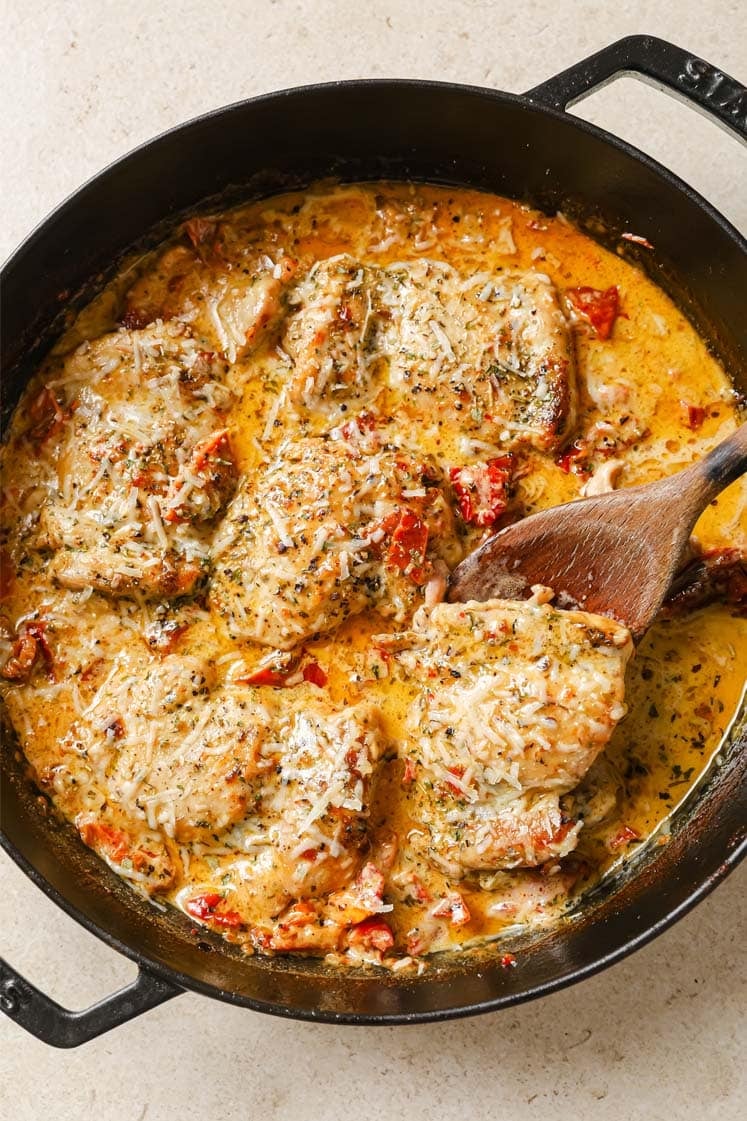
[447,423,747,640]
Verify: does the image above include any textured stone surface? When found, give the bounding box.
[1,2,745,1117]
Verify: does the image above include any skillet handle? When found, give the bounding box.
[525,35,747,143]
[0,955,181,1047]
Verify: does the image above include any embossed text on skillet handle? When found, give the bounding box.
[525,34,747,142]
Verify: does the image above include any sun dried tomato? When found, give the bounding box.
[24,621,54,676]
[1,634,38,681]
[432,892,471,927]
[239,656,326,689]
[609,824,640,850]
[77,821,131,863]
[567,285,621,340]
[1,619,54,681]
[191,429,231,472]
[348,916,395,953]
[663,547,747,616]
[302,661,328,687]
[449,456,513,527]
[387,510,429,585]
[239,665,294,687]
[28,387,65,447]
[680,403,706,430]
[186,892,243,928]
[555,442,590,475]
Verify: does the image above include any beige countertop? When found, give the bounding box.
[1,2,745,1117]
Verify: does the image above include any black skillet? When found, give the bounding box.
[1,34,746,1046]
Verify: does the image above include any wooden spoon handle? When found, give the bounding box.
[698,421,747,492]
[676,422,747,524]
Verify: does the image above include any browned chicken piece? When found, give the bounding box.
[28,655,186,893]
[124,225,296,363]
[222,700,387,926]
[122,245,201,329]
[197,261,296,364]
[282,254,380,416]
[138,690,271,843]
[51,552,206,601]
[277,255,575,450]
[378,261,577,452]
[383,598,632,875]
[209,429,461,649]
[36,321,237,600]
[47,653,266,847]
[476,269,577,450]
[47,642,385,907]
[89,657,274,843]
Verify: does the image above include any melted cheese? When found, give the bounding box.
[1,181,745,968]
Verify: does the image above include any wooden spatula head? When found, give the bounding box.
[448,423,747,641]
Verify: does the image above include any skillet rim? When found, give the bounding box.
[3,76,746,283]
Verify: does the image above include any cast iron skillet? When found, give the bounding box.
[1,35,746,1047]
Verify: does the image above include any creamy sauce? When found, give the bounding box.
[1,182,745,968]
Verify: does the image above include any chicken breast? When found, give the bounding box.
[196,260,296,364]
[42,643,386,910]
[277,256,575,452]
[36,321,237,600]
[223,700,386,923]
[378,261,577,451]
[124,220,296,363]
[282,254,380,416]
[209,429,460,649]
[384,599,632,875]
[46,656,261,843]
